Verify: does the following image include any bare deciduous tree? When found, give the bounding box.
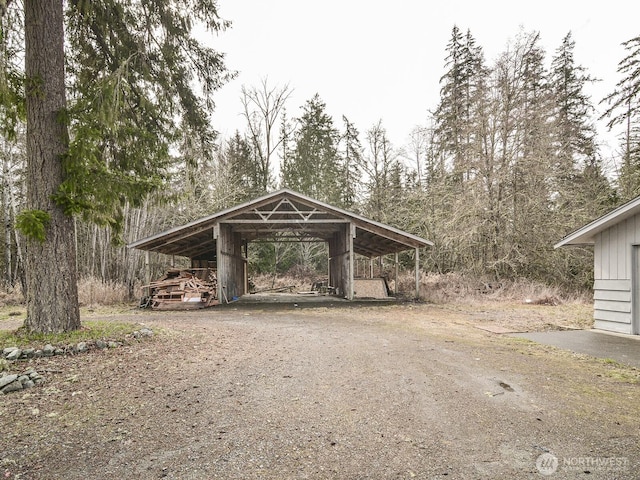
[241,78,292,192]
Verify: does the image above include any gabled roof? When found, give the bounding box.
[128,189,433,258]
[555,196,640,248]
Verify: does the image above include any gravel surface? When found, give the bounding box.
[1,302,638,479]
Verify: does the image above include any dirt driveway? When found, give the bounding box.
[1,302,639,479]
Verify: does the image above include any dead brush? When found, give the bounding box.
[0,285,24,307]
[249,272,318,293]
[395,271,589,305]
[77,277,131,307]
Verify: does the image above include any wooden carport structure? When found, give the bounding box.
[128,189,433,302]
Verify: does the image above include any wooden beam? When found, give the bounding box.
[395,252,399,295]
[225,219,350,224]
[415,248,420,299]
[348,225,354,300]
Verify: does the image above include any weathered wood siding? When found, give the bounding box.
[592,212,640,334]
[329,224,352,299]
[216,223,246,301]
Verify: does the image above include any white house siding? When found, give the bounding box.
[592,213,640,334]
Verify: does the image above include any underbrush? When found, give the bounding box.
[249,272,320,293]
[77,277,135,307]
[0,277,137,309]
[0,285,23,307]
[396,271,590,305]
[0,272,590,308]
[249,270,590,306]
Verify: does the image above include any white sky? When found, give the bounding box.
[207,0,639,157]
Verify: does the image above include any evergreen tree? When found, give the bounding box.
[339,116,363,209]
[601,35,640,201]
[281,94,341,203]
[1,0,232,332]
[277,108,294,188]
[434,27,486,182]
[549,32,613,221]
[223,131,261,201]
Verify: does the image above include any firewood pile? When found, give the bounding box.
[142,268,219,310]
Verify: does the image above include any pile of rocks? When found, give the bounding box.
[1,327,154,362]
[0,327,154,395]
[0,367,43,394]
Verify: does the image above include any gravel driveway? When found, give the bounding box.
[1,302,638,479]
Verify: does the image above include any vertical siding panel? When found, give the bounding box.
[627,216,637,278]
[616,221,623,279]
[594,232,602,281]
[621,218,630,279]
[612,224,619,279]
[601,229,610,279]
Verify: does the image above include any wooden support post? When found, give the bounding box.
[394,252,399,295]
[415,248,420,299]
[243,240,249,295]
[348,224,355,300]
[144,251,150,297]
[327,252,330,288]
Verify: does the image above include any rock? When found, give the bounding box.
[6,349,22,361]
[34,349,43,358]
[76,342,88,353]
[0,374,18,389]
[139,328,154,337]
[22,379,35,389]
[43,344,55,356]
[108,341,120,349]
[0,369,44,395]
[95,340,108,349]
[1,380,23,394]
[22,348,35,358]
[3,347,19,356]
[54,348,64,356]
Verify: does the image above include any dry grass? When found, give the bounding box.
[249,270,591,307]
[0,277,135,310]
[0,285,24,307]
[77,277,134,307]
[396,271,591,306]
[249,272,319,293]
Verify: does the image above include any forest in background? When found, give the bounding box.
[2,21,640,302]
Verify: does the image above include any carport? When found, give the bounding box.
[128,189,433,302]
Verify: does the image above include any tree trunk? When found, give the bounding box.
[2,150,12,288]
[23,0,80,333]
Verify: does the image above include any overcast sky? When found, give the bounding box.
[208,1,638,156]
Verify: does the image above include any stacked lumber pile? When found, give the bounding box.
[145,269,219,310]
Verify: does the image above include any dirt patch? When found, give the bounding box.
[1,302,638,479]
